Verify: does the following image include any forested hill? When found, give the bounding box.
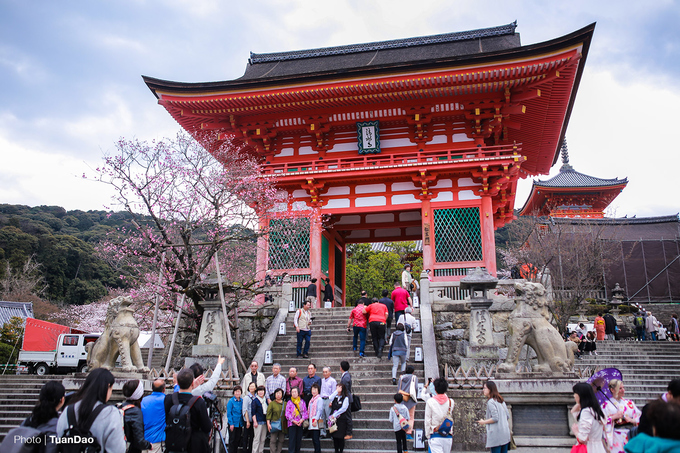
[0,204,140,304]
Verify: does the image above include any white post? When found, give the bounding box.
[147,252,166,369]
[164,293,186,373]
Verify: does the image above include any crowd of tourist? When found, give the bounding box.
[568,378,680,453]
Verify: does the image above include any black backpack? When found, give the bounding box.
[58,404,107,453]
[165,393,200,453]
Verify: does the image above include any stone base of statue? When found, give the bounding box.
[494,377,579,448]
[63,371,153,393]
[185,299,232,368]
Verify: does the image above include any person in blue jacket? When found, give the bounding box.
[141,379,167,453]
[227,385,244,453]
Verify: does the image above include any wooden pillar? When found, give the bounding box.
[480,196,497,275]
[309,210,323,308]
[421,198,435,271]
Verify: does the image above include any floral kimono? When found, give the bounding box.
[601,398,641,453]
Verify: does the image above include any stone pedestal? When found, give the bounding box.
[494,377,579,448]
[186,300,232,367]
[461,300,499,368]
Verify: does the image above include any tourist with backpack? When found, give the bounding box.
[397,307,417,360]
[1,380,65,453]
[55,368,125,453]
[634,311,646,341]
[164,368,211,453]
[118,380,151,453]
[424,377,454,453]
[388,323,408,384]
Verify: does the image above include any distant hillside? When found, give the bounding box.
[0,204,142,304]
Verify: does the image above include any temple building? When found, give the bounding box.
[144,22,595,305]
[519,141,628,218]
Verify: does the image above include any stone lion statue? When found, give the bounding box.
[498,281,577,374]
[86,295,150,373]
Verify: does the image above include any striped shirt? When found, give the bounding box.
[265,373,286,400]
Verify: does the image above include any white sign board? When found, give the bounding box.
[414,429,425,449]
[279,322,286,335]
[289,301,296,312]
[413,296,419,308]
[415,347,423,362]
[413,319,421,333]
[264,350,273,365]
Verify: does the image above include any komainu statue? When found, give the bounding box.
[86,295,150,373]
[498,281,577,374]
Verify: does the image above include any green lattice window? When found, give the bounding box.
[268,218,310,269]
[321,235,329,275]
[433,207,482,262]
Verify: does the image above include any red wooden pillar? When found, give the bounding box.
[480,196,497,275]
[309,210,323,307]
[421,198,435,271]
[256,216,269,284]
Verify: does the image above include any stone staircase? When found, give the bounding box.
[268,306,425,452]
[578,340,680,404]
[0,374,62,442]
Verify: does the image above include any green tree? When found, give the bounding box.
[0,316,25,364]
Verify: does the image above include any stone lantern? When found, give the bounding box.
[609,283,625,321]
[460,267,499,367]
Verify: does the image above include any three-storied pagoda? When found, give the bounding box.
[144,22,595,305]
[519,141,628,218]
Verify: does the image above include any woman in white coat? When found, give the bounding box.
[571,382,607,453]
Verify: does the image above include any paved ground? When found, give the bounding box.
[467,449,571,452]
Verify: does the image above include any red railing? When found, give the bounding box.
[261,143,522,176]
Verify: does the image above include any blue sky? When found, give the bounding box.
[1,0,679,218]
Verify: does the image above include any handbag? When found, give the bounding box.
[393,407,410,430]
[328,420,338,433]
[351,395,362,412]
[270,419,282,432]
[398,390,411,402]
[570,445,587,453]
[436,399,454,436]
[302,419,310,429]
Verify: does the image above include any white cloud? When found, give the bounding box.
[515,67,680,217]
[0,134,118,211]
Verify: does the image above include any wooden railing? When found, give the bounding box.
[262,143,521,176]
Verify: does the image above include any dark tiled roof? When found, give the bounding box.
[0,301,33,326]
[534,169,627,188]
[240,22,520,81]
[249,22,517,63]
[552,214,680,226]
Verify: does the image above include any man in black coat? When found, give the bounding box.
[340,361,353,439]
[603,312,618,340]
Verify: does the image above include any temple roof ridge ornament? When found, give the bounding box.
[248,22,518,64]
[559,139,573,171]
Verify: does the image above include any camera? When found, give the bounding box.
[203,391,218,408]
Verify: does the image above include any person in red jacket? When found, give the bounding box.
[391,282,412,322]
[363,299,389,359]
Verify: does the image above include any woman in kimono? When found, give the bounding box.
[601,379,641,453]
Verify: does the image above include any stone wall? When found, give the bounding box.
[447,389,488,450]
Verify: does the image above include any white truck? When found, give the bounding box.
[17,319,100,375]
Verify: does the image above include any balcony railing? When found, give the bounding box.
[261,143,521,176]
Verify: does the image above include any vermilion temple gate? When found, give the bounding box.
[144,22,594,306]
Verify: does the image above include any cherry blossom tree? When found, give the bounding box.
[93,131,283,325]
